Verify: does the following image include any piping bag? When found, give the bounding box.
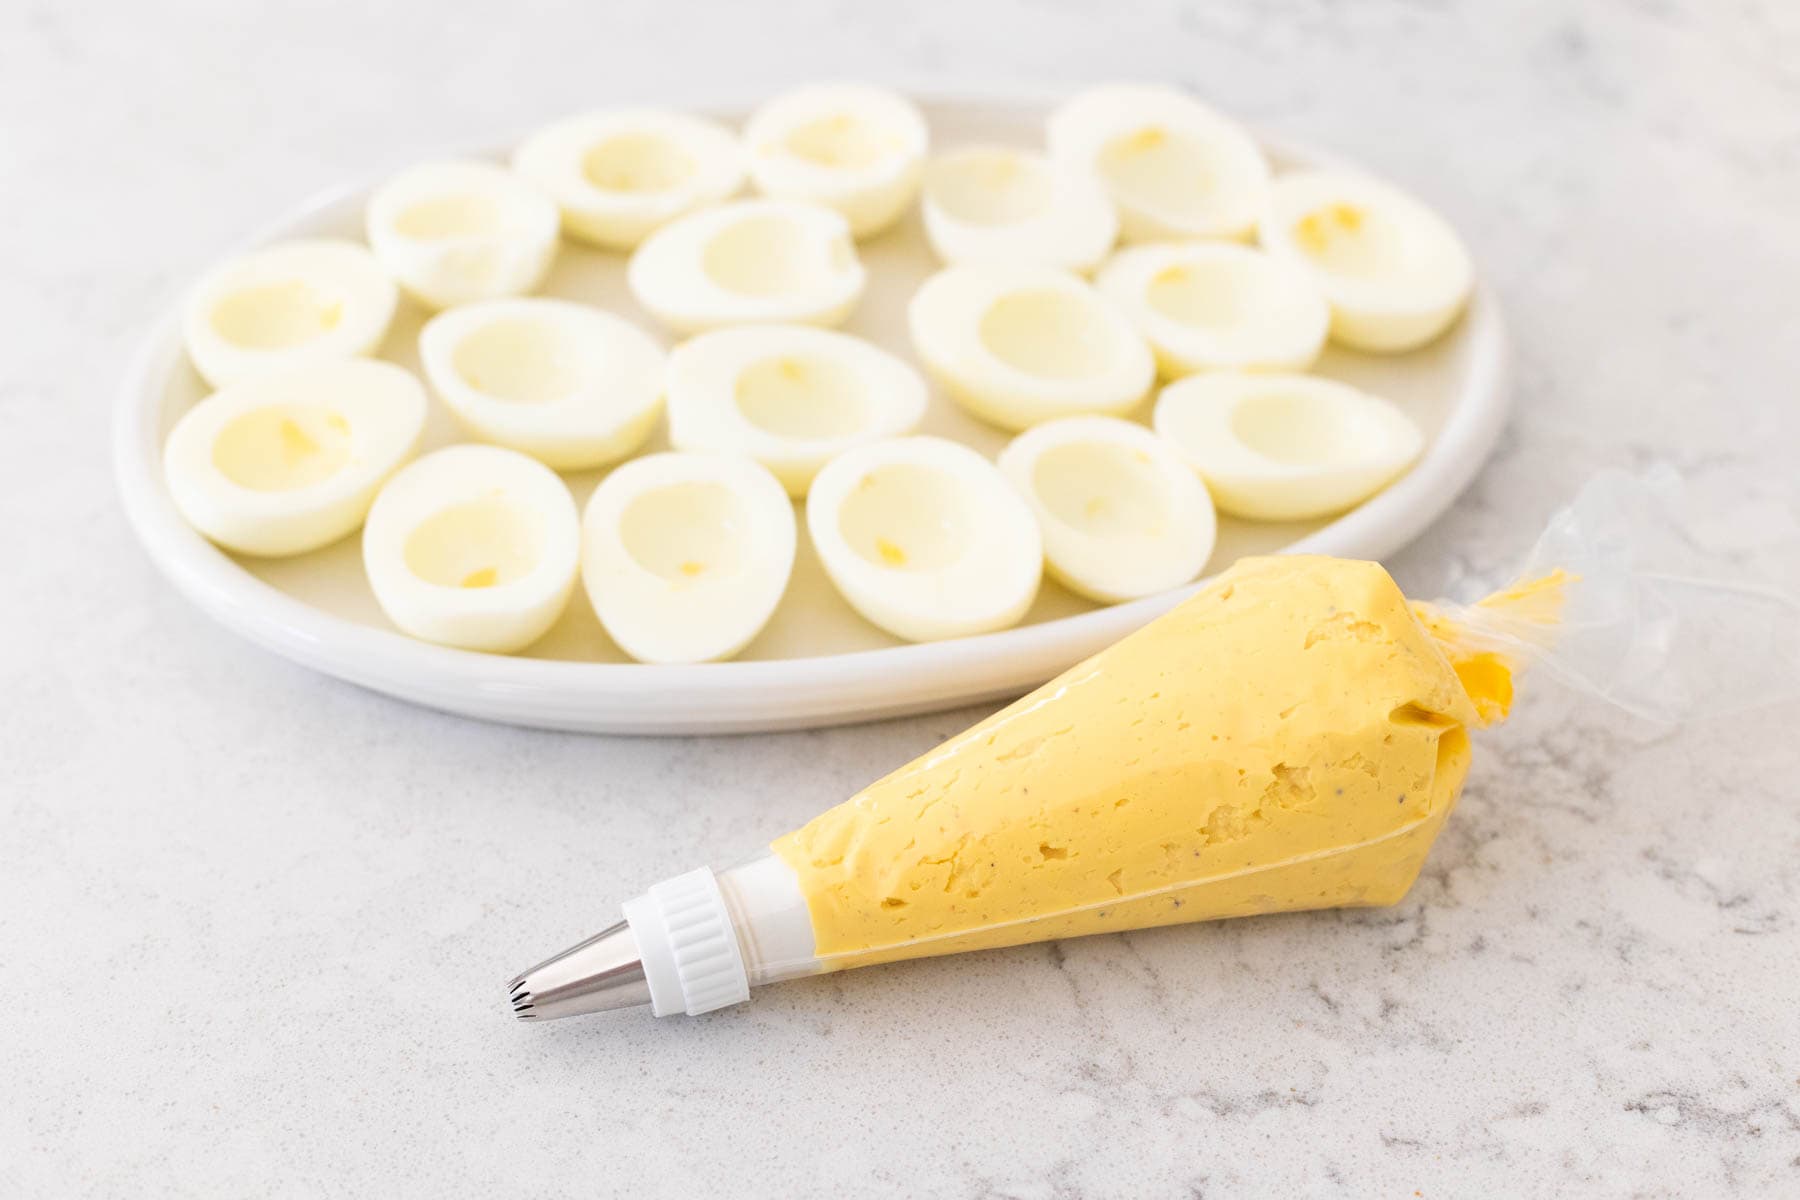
[508,470,1798,1020]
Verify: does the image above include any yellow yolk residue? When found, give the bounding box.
[1413,568,1570,726]
[772,555,1546,969]
[1294,204,1366,255]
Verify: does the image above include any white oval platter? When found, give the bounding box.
[114,97,1508,734]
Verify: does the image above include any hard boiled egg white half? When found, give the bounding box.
[1096,241,1330,378]
[365,161,560,311]
[419,298,665,470]
[807,436,1042,642]
[743,84,928,239]
[1258,170,1473,353]
[362,444,579,653]
[997,416,1215,604]
[666,325,927,497]
[163,359,425,557]
[1047,85,1269,242]
[512,108,744,250]
[181,239,397,388]
[909,265,1154,431]
[920,146,1117,271]
[628,200,866,336]
[581,453,795,664]
[1152,372,1423,521]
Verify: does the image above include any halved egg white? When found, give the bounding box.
[997,416,1216,604]
[908,265,1154,432]
[581,453,795,664]
[163,359,425,557]
[807,436,1042,642]
[362,444,579,653]
[628,200,866,336]
[1096,241,1330,377]
[418,298,665,470]
[921,145,1118,271]
[743,84,928,239]
[1258,170,1473,353]
[512,108,744,250]
[1152,372,1423,521]
[1047,84,1269,243]
[666,325,927,497]
[181,239,398,389]
[365,161,560,311]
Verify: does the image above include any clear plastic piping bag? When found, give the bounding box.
[516,469,1800,1017]
[742,468,1800,983]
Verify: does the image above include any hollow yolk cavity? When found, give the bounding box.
[404,498,542,589]
[212,404,352,491]
[735,355,868,439]
[979,290,1115,380]
[583,133,696,193]
[620,481,747,584]
[1097,126,1214,217]
[211,281,343,350]
[782,114,898,169]
[837,464,970,572]
[1293,203,1405,279]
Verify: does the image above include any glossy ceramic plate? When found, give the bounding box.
[114,97,1509,733]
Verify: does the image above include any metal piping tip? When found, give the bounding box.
[507,920,652,1021]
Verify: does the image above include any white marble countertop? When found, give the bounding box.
[4,1,1798,1195]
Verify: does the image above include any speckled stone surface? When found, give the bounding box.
[4,1,1798,1195]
